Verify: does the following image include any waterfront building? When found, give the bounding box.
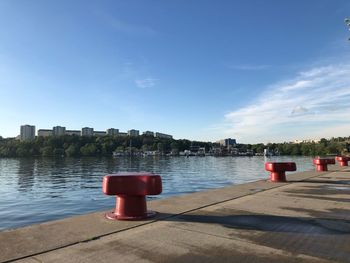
[20,125,36,141]
[94,131,107,136]
[107,128,119,136]
[81,127,94,136]
[216,138,236,147]
[53,126,66,136]
[128,129,140,137]
[155,132,173,139]
[143,131,154,136]
[18,125,174,140]
[38,129,53,137]
[293,139,320,144]
[66,130,81,136]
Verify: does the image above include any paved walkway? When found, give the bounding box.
[1,167,350,262]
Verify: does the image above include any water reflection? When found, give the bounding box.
[17,158,36,192]
[0,156,314,230]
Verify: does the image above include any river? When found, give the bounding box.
[0,156,314,231]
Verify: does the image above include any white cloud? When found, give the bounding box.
[280,80,313,92]
[135,77,158,88]
[291,106,310,116]
[222,63,350,143]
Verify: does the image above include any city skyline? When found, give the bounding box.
[17,124,173,141]
[0,1,350,143]
[8,123,336,144]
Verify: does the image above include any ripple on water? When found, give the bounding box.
[0,156,314,230]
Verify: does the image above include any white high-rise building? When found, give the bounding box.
[107,128,119,136]
[81,127,94,136]
[53,126,66,136]
[20,125,36,141]
[128,129,139,137]
[143,131,154,136]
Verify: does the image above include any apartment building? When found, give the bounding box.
[118,132,128,137]
[94,131,107,136]
[66,130,81,136]
[216,138,237,147]
[38,129,53,137]
[128,129,140,137]
[53,126,66,136]
[19,125,174,140]
[20,125,36,141]
[155,132,173,139]
[143,131,154,136]
[81,127,94,136]
[107,128,119,136]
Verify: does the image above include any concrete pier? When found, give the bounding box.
[1,167,349,262]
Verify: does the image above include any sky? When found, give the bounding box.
[0,0,349,143]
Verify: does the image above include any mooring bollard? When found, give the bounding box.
[336,156,350,167]
[313,158,335,172]
[265,162,296,182]
[102,172,162,220]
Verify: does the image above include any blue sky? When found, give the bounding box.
[0,0,349,143]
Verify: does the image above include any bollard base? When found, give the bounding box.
[269,172,286,182]
[316,165,327,172]
[105,210,157,220]
[104,195,158,220]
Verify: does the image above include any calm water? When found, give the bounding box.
[0,156,314,231]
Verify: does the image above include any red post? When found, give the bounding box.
[102,172,162,220]
[265,162,296,182]
[313,158,335,172]
[336,156,350,167]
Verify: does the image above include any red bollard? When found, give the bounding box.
[313,158,335,172]
[265,162,296,182]
[336,156,350,167]
[102,172,162,220]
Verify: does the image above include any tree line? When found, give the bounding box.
[247,137,350,156]
[0,135,211,157]
[0,135,349,158]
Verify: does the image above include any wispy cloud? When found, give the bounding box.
[290,106,310,116]
[221,63,350,143]
[228,64,270,71]
[135,77,158,88]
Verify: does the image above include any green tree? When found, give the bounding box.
[142,144,151,152]
[80,143,97,156]
[170,142,179,151]
[53,148,65,156]
[41,146,54,156]
[115,145,125,152]
[65,144,80,157]
[157,142,164,153]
